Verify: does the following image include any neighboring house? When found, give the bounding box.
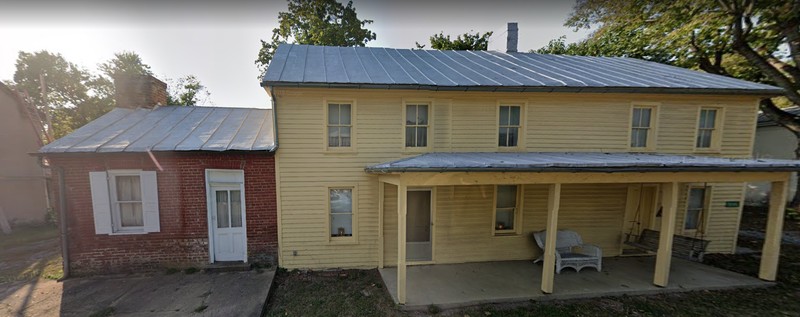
[260,35,800,303]
[39,75,277,275]
[747,106,800,205]
[0,83,49,226]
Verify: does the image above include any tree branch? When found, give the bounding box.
[760,98,800,134]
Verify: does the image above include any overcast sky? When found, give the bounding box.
[0,0,590,109]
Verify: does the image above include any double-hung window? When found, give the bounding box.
[684,187,707,232]
[329,188,354,238]
[328,103,352,148]
[498,105,521,147]
[89,170,160,235]
[631,106,655,149]
[696,108,719,149]
[405,104,429,148]
[111,174,144,230]
[494,185,520,235]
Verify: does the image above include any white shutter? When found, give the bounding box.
[140,171,160,233]
[89,171,112,235]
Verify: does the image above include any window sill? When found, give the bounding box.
[402,147,431,154]
[497,146,523,152]
[694,148,721,155]
[323,148,357,155]
[328,237,358,245]
[108,230,148,236]
[493,231,520,237]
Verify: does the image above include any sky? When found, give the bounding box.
[0,0,590,109]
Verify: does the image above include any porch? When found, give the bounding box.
[378,257,771,310]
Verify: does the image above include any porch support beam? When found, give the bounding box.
[760,180,787,281]
[397,184,408,304]
[541,183,561,294]
[654,182,678,287]
[378,181,385,269]
[398,171,790,186]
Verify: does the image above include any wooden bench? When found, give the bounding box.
[625,229,710,262]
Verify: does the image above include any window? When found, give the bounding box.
[328,103,352,148]
[329,188,353,237]
[215,189,243,228]
[685,187,707,231]
[89,170,160,235]
[631,106,654,149]
[498,105,521,147]
[405,104,429,147]
[696,108,718,149]
[494,185,520,234]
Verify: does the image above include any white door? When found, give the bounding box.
[210,186,246,262]
[407,189,432,262]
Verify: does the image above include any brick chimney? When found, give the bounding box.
[506,22,518,53]
[114,74,168,109]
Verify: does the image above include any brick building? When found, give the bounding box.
[40,75,277,275]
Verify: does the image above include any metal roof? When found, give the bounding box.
[758,106,800,127]
[40,106,275,153]
[262,44,782,95]
[365,152,800,173]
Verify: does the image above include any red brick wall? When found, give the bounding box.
[49,152,277,275]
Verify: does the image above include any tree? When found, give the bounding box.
[255,0,376,76]
[415,31,493,50]
[550,0,800,207]
[167,75,210,106]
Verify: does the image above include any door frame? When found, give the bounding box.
[205,169,247,263]
[621,183,660,254]
[407,187,436,265]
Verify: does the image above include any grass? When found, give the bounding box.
[0,225,63,283]
[0,224,58,250]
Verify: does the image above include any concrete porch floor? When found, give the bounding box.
[379,257,772,310]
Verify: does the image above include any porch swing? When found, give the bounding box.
[623,184,711,262]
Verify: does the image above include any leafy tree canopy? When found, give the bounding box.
[415,31,493,50]
[255,0,376,76]
[167,75,210,106]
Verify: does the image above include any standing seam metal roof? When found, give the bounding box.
[39,106,275,153]
[262,44,782,95]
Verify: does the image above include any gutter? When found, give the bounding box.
[364,166,800,174]
[269,86,279,152]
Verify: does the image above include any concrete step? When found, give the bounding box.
[204,262,251,273]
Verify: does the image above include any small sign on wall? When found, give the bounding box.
[725,201,741,208]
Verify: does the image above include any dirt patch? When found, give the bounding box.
[0,226,62,283]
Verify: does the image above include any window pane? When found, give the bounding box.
[499,106,509,125]
[330,189,352,213]
[416,127,427,147]
[696,130,711,148]
[705,109,716,128]
[496,209,515,230]
[340,127,351,147]
[331,214,353,237]
[230,190,242,228]
[639,108,651,127]
[405,127,416,147]
[339,104,351,125]
[417,105,428,125]
[632,108,642,127]
[498,127,508,146]
[120,202,143,227]
[685,209,700,230]
[406,105,416,125]
[509,106,520,125]
[116,176,141,201]
[507,127,518,146]
[496,185,517,208]
[688,188,705,209]
[631,128,648,148]
[328,127,340,147]
[216,190,230,228]
[328,104,339,125]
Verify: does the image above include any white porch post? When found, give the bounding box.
[654,182,678,287]
[397,184,408,304]
[541,183,561,294]
[760,180,787,281]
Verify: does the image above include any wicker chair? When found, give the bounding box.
[532,230,602,273]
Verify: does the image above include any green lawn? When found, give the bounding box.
[0,225,63,283]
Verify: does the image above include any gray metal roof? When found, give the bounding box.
[758,106,800,127]
[40,106,275,153]
[262,44,782,95]
[365,152,800,173]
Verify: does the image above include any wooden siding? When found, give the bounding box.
[274,88,758,269]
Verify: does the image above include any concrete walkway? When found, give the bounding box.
[379,257,771,310]
[0,270,275,317]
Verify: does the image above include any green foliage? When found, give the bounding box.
[255,0,376,76]
[415,31,493,51]
[167,75,209,106]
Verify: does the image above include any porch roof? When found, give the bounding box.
[365,152,800,173]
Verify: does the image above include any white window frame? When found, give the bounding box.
[694,107,724,152]
[327,185,358,244]
[497,103,524,149]
[108,170,145,234]
[403,101,432,150]
[683,185,711,234]
[492,184,523,236]
[629,104,658,151]
[324,99,356,152]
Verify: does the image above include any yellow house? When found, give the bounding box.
[261,42,798,305]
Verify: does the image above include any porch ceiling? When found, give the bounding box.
[366,152,800,174]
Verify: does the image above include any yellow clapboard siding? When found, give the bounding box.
[274,88,759,269]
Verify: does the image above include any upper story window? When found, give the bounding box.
[405,104,429,148]
[696,108,719,149]
[498,105,521,147]
[328,103,352,148]
[630,106,655,149]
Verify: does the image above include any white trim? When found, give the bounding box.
[406,187,435,264]
[107,170,145,234]
[205,169,247,263]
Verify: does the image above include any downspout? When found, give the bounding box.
[56,165,69,278]
[269,86,279,151]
